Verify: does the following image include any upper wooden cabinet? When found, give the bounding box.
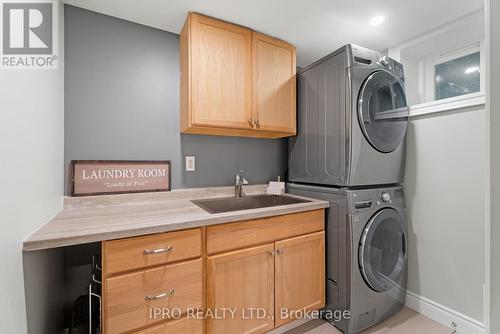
[182,13,252,132]
[180,13,296,138]
[252,32,296,134]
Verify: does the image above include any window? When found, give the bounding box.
[420,44,483,103]
[434,51,481,100]
[391,10,485,106]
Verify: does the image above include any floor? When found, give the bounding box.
[280,308,453,334]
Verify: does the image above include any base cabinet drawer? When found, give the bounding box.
[103,228,201,275]
[134,317,203,334]
[104,259,203,334]
[207,210,324,254]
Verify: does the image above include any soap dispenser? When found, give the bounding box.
[266,176,285,195]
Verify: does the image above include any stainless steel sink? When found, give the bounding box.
[192,194,310,214]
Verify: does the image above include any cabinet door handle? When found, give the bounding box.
[143,246,173,255]
[254,119,260,128]
[248,119,254,128]
[145,288,175,301]
[276,249,284,255]
[268,251,276,257]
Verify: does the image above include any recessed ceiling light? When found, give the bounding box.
[465,66,480,74]
[369,15,385,26]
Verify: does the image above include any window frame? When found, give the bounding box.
[421,42,485,102]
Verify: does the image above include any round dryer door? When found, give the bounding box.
[359,208,407,292]
[358,70,408,153]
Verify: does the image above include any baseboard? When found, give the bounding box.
[405,290,486,334]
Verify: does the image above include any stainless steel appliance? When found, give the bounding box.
[288,183,407,334]
[289,44,408,187]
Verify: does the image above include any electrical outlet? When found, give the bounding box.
[185,156,195,171]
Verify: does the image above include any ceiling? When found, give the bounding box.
[63,0,484,67]
[400,10,485,61]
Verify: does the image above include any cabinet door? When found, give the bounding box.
[135,317,203,334]
[207,244,275,334]
[190,13,253,130]
[275,232,325,327]
[252,32,296,134]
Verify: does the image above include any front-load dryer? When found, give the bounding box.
[289,44,408,187]
[287,183,407,333]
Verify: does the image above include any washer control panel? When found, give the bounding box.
[350,187,404,214]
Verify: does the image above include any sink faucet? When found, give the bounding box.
[235,170,248,198]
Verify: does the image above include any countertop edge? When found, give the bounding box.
[22,200,329,252]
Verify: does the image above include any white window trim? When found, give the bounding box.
[387,9,485,118]
[409,42,485,118]
[421,42,484,102]
[409,91,485,118]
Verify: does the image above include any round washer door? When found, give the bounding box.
[359,208,407,292]
[358,70,408,153]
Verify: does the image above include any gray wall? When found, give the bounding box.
[23,249,65,334]
[64,5,287,194]
[23,243,102,334]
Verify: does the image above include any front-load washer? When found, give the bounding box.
[289,44,409,187]
[287,183,407,334]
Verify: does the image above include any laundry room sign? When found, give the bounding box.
[71,160,171,196]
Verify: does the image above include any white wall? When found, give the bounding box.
[0,1,64,333]
[488,0,500,331]
[404,106,486,325]
[400,54,420,105]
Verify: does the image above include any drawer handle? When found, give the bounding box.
[143,246,173,255]
[145,289,175,301]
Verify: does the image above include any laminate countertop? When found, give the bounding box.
[23,185,329,251]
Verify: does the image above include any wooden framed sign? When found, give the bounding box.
[71,160,171,196]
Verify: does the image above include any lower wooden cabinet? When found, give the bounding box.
[275,232,325,327]
[206,231,325,333]
[207,244,275,334]
[134,317,203,334]
[102,210,325,334]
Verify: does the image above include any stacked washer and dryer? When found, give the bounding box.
[288,45,409,333]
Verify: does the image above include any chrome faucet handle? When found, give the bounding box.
[235,170,248,198]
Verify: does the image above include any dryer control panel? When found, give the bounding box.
[349,44,404,78]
